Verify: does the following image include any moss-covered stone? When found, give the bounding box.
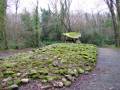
[67,69,78,76]
[3,71,15,78]
[62,78,71,86]
[0,43,97,89]
[77,68,84,74]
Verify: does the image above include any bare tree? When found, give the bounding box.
[60,0,72,32]
[104,0,120,47]
[57,0,72,42]
[49,0,58,14]
[15,0,19,15]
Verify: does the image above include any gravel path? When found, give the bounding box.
[1,48,120,90]
[59,48,120,90]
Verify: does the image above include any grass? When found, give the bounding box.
[0,43,97,89]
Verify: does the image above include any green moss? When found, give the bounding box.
[14,79,21,85]
[3,63,16,68]
[0,43,97,89]
[44,76,60,82]
[77,68,84,74]
[38,68,49,75]
[67,69,78,76]
[54,69,68,75]
[64,80,71,86]
[62,78,72,86]
[85,66,92,71]
[28,70,39,78]
[63,32,81,39]
[41,79,48,83]
[8,80,14,86]
[3,71,15,78]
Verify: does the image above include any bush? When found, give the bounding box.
[81,31,114,46]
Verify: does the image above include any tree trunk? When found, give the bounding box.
[105,0,120,47]
[34,0,40,47]
[111,8,120,47]
[0,0,8,49]
[116,0,120,46]
[116,0,120,20]
[60,0,72,32]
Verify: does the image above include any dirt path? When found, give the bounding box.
[0,48,32,59]
[59,48,120,90]
[1,48,120,90]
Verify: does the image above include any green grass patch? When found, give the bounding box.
[0,43,97,89]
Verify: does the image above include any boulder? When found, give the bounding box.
[53,81,64,88]
[21,78,29,83]
[9,84,18,90]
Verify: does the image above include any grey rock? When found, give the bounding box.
[21,78,29,83]
[17,73,21,76]
[53,60,62,67]
[53,81,64,88]
[41,85,52,89]
[62,78,71,87]
[9,84,18,90]
[65,75,75,82]
[3,77,12,82]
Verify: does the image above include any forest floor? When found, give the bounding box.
[0,48,120,90]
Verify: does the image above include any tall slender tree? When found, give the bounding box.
[60,0,72,32]
[0,0,8,49]
[33,0,41,47]
[116,0,120,46]
[14,0,20,48]
[104,0,120,47]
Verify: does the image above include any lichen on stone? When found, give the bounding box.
[0,43,97,89]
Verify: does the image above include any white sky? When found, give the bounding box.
[7,0,109,14]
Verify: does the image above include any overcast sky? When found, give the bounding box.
[7,0,109,14]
